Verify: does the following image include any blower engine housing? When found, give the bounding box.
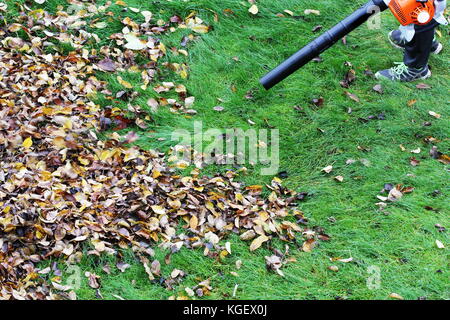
[389,0,436,25]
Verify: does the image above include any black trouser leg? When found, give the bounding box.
[403,20,438,69]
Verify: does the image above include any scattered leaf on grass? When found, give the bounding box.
[123,34,147,50]
[372,84,383,93]
[185,287,195,297]
[407,99,417,107]
[387,187,403,202]
[328,266,339,272]
[151,260,161,276]
[116,262,131,273]
[389,293,404,300]
[240,230,256,241]
[428,111,441,119]
[304,9,321,15]
[340,69,356,88]
[249,5,259,15]
[312,97,324,107]
[312,25,323,32]
[97,58,117,72]
[302,239,316,252]
[250,235,269,251]
[85,272,100,289]
[345,91,360,102]
[322,165,333,173]
[410,157,420,166]
[265,255,284,277]
[331,257,353,263]
[416,83,431,89]
[435,240,445,249]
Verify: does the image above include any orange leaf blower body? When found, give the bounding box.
[389,0,436,26]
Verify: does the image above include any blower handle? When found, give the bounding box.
[260,0,388,90]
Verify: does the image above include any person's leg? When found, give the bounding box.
[403,23,438,68]
[375,21,438,81]
[388,27,442,54]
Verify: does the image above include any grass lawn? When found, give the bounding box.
[10,0,449,300]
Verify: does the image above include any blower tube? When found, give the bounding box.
[260,0,388,90]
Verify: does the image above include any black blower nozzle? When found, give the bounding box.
[260,0,388,90]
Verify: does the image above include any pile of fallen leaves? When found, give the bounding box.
[0,2,327,300]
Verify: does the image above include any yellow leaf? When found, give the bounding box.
[123,148,139,161]
[219,250,229,260]
[191,25,210,34]
[302,239,316,252]
[78,157,90,166]
[389,293,404,300]
[284,10,294,16]
[249,235,268,251]
[117,76,133,89]
[176,161,188,169]
[152,170,161,179]
[205,201,215,211]
[23,137,33,149]
[179,69,188,79]
[8,24,22,32]
[189,215,198,229]
[63,119,73,130]
[100,150,113,161]
[151,205,166,215]
[40,171,52,181]
[168,199,181,209]
[42,107,54,115]
[52,137,66,149]
[246,185,263,192]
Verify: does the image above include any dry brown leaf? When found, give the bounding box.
[389,293,404,300]
[189,215,199,229]
[250,235,269,251]
[302,239,316,252]
[428,111,441,119]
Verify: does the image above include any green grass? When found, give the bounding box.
[15,0,449,300]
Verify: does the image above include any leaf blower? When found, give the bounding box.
[260,0,436,90]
